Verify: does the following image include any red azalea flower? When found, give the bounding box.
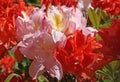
[0,45,6,58]
[0,0,15,4]
[14,48,23,62]
[98,19,120,58]
[55,30,102,81]
[0,0,33,58]
[40,0,78,8]
[91,0,120,16]
[0,55,15,73]
[0,0,24,58]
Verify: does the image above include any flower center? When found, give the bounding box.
[52,13,62,30]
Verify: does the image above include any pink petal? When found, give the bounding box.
[29,59,45,80]
[29,56,63,80]
[19,32,55,59]
[16,17,34,41]
[83,27,97,36]
[30,8,51,32]
[77,0,91,10]
[65,21,76,35]
[47,60,63,80]
[72,8,87,29]
[51,29,67,47]
[16,8,51,41]
[83,0,91,9]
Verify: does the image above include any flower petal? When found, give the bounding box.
[16,17,34,41]
[29,56,63,80]
[29,59,45,80]
[51,29,66,47]
[46,60,63,80]
[19,32,55,59]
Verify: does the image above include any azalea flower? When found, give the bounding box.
[40,0,78,8]
[14,8,63,80]
[48,6,87,33]
[91,0,120,16]
[0,45,6,58]
[47,6,96,47]
[0,55,15,73]
[0,0,15,4]
[55,30,102,81]
[0,0,26,58]
[47,5,96,48]
[98,19,120,58]
[47,6,70,45]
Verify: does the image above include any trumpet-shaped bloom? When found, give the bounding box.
[47,6,69,32]
[19,32,63,80]
[48,6,87,34]
[47,6,96,48]
[55,30,102,81]
[14,8,63,80]
[47,6,94,47]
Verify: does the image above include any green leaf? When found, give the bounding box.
[25,0,40,7]
[38,75,49,82]
[8,50,15,59]
[99,22,111,28]
[103,79,113,82]
[110,61,120,72]
[104,64,113,74]
[97,70,109,76]
[14,62,20,70]
[96,33,102,40]
[21,57,31,68]
[100,10,109,22]
[88,8,101,29]
[4,73,21,82]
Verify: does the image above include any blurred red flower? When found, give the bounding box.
[41,0,78,8]
[55,30,102,81]
[0,0,24,57]
[0,55,15,73]
[0,0,33,58]
[0,46,6,58]
[0,0,15,4]
[98,19,120,58]
[91,0,120,16]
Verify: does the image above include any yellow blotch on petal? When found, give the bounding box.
[52,13,63,30]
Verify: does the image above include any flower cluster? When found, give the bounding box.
[91,0,120,16]
[41,0,78,8]
[0,55,15,73]
[13,5,90,81]
[0,0,25,58]
[55,30,102,81]
[0,0,120,82]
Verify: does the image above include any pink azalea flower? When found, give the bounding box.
[47,6,95,45]
[16,8,50,41]
[19,32,63,80]
[47,6,73,33]
[14,8,63,80]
